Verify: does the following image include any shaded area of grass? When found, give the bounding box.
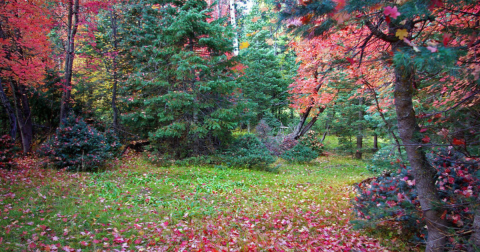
[0,155,408,251]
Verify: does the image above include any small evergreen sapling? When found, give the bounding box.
[38,114,121,171]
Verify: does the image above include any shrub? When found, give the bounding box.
[38,114,121,171]
[366,145,406,174]
[279,135,298,152]
[353,149,480,247]
[352,165,421,239]
[220,134,276,169]
[262,136,283,156]
[0,135,17,169]
[281,143,318,163]
[300,130,324,155]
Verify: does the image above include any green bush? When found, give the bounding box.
[281,143,318,163]
[38,114,121,171]
[220,134,276,170]
[366,146,406,174]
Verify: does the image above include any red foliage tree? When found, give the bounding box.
[282,0,479,249]
[0,0,54,154]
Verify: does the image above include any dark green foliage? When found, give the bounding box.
[38,114,121,171]
[281,143,318,163]
[366,146,406,174]
[220,134,276,169]
[353,165,422,240]
[121,0,241,157]
[237,4,295,127]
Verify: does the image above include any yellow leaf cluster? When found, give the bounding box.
[239,41,250,50]
[395,29,408,40]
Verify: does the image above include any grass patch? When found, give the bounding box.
[0,154,408,251]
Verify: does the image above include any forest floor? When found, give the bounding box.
[0,153,412,251]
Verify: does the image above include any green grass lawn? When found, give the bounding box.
[0,154,410,251]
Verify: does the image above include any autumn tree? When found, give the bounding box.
[279,0,479,250]
[0,0,54,154]
[72,2,128,132]
[53,0,111,125]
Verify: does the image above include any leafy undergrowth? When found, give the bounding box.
[0,154,400,251]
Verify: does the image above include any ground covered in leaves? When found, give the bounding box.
[0,154,400,251]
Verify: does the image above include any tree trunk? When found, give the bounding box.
[229,0,239,56]
[0,79,17,139]
[292,70,328,139]
[393,44,447,251]
[468,195,480,251]
[373,132,378,152]
[110,8,119,132]
[9,80,32,154]
[355,97,363,159]
[59,0,80,125]
[321,109,335,142]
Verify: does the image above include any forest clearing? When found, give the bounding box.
[1,152,400,251]
[1,0,479,251]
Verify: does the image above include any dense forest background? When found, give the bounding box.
[1,0,480,250]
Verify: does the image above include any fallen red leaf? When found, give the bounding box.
[422,135,431,143]
[452,138,465,146]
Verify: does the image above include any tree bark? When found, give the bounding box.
[355,97,363,159]
[229,0,238,56]
[373,132,378,152]
[321,109,335,142]
[0,79,17,139]
[292,69,329,139]
[60,0,80,125]
[468,195,480,251]
[393,43,447,251]
[9,80,32,154]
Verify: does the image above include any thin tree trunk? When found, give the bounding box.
[321,109,335,142]
[321,127,328,142]
[355,97,363,159]
[9,80,32,154]
[60,0,80,125]
[468,195,480,251]
[393,43,447,251]
[189,37,200,155]
[19,84,33,153]
[292,69,330,139]
[110,8,119,132]
[0,79,17,139]
[364,79,403,156]
[373,132,378,152]
[229,0,238,56]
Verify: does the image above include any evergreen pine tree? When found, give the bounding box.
[122,0,240,157]
[237,3,295,128]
